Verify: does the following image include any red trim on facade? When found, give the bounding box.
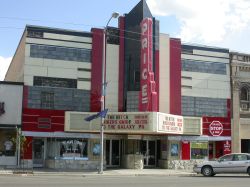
[23,86,28,108]
[202,116,231,136]
[170,38,181,115]
[90,28,104,112]
[23,136,32,159]
[215,141,224,158]
[154,50,159,111]
[181,141,190,160]
[118,17,125,112]
[22,108,65,132]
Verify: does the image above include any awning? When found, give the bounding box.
[168,135,231,141]
[22,131,100,139]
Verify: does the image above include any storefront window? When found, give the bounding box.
[47,138,88,159]
[0,129,16,157]
[170,143,179,157]
[92,143,100,156]
[191,142,208,159]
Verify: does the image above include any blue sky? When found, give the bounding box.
[1,0,250,80]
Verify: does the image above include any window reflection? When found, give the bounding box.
[47,138,88,159]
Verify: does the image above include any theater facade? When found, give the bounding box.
[4,0,232,169]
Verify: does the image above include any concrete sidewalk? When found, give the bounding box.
[0,168,195,177]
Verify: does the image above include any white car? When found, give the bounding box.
[193,153,250,176]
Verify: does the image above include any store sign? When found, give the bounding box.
[158,113,183,134]
[209,121,223,136]
[139,18,157,111]
[224,140,231,152]
[65,112,154,133]
[103,113,149,131]
[0,102,5,116]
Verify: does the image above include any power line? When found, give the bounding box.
[0,17,232,53]
[0,16,160,38]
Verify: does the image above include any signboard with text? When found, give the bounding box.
[65,112,185,135]
[0,83,23,125]
[65,112,155,134]
[209,121,223,136]
[202,117,231,137]
[157,113,183,134]
[139,17,157,112]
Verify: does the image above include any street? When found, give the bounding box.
[0,175,249,187]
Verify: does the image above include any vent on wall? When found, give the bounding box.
[241,103,248,111]
[37,118,51,129]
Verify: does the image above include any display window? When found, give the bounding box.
[191,141,208,159]
[47,138,88,159]
[0,129,16,157]
[169,142,179,157]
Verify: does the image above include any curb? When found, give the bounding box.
[0,170,196,177]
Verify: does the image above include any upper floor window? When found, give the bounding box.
[30,44,91,62]
[34,76,77,88]
[240,86,250,111]
[182,59,227,75]
[41,91,54,109]
[27,30,43,38]
[240,87,249,101]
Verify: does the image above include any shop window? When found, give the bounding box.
[47,138,88,159]
[191,142,208,159]
[170,143,179,157]
[0,129,16,157]
[92,143,100,156]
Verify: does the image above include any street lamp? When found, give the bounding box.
[99,11,119,174]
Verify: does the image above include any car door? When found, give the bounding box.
[213,154,234,173]
[232,154,249,173]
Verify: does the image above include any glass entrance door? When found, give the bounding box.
[141,140,156,167]
[106,140,120,167]
[33,139,45,167]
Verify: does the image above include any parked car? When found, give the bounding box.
[193,153,250,176]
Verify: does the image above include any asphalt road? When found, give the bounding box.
[0,175,249,187]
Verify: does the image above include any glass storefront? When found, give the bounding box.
[0,128,17,166]
[190,142,208,159]
[0,129,16,157]
[47,138,88,160]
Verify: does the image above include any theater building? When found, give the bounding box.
[4,0,232,170]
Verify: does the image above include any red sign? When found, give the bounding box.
[139,18,157,111]
[224,140,231,152]
[209,121,223,136]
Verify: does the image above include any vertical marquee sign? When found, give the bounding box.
[139,18,157,111]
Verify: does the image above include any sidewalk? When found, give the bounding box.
[0,168,195,177]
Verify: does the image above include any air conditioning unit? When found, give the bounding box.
[241,103,248,110]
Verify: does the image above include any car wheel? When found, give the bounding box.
[201,166,213,177]
[247,167,250,176]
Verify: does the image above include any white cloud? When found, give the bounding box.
[147,0,250,47]
[0,56,12,81]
